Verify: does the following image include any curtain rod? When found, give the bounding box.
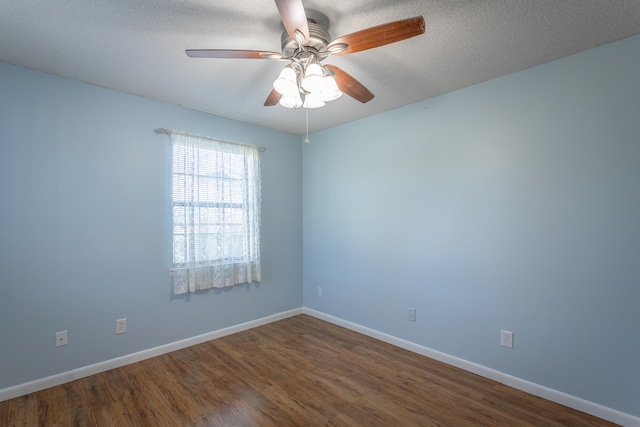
[154,128,266,152]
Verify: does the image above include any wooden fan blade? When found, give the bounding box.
[325,65,374,104]
[264,88,282,106]
[327,16,425,55]
[186,49,283,60]
[274,0,309,43]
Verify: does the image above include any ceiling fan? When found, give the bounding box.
[186,0,425,109]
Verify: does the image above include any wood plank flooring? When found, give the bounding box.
[0,315,617,426]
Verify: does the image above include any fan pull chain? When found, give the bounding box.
[305,108,310,143]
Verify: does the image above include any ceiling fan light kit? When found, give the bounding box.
[186,0,425,110]
[274,58,342,109]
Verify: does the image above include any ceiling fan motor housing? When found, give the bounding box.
[281,20,331,58]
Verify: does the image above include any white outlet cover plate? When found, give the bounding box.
[116,318,127,334]
[501,330,513,349]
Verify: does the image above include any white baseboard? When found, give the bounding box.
[0,308,302,403]
[3,306,637,426]
[303,308,640,427]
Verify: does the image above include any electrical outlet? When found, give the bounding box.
[408,308,416,322]
[501,330,513,349]
[116,318,127,334]
[55,330,68,348]
[317,287,322,297]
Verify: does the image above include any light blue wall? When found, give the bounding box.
[0,62,302,389]
[303,34,640,416]
[2,34,639,419]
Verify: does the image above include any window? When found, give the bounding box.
[169,131,261,294]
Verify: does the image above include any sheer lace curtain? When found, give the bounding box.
[168,131,261,295]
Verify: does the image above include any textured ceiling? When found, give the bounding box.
[1,1,640,135]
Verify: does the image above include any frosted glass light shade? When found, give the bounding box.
[279,93,303,108]
[320,76,342,102]
[273,67,298,97]
[301,63,325,93]
[303,92,326,109]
